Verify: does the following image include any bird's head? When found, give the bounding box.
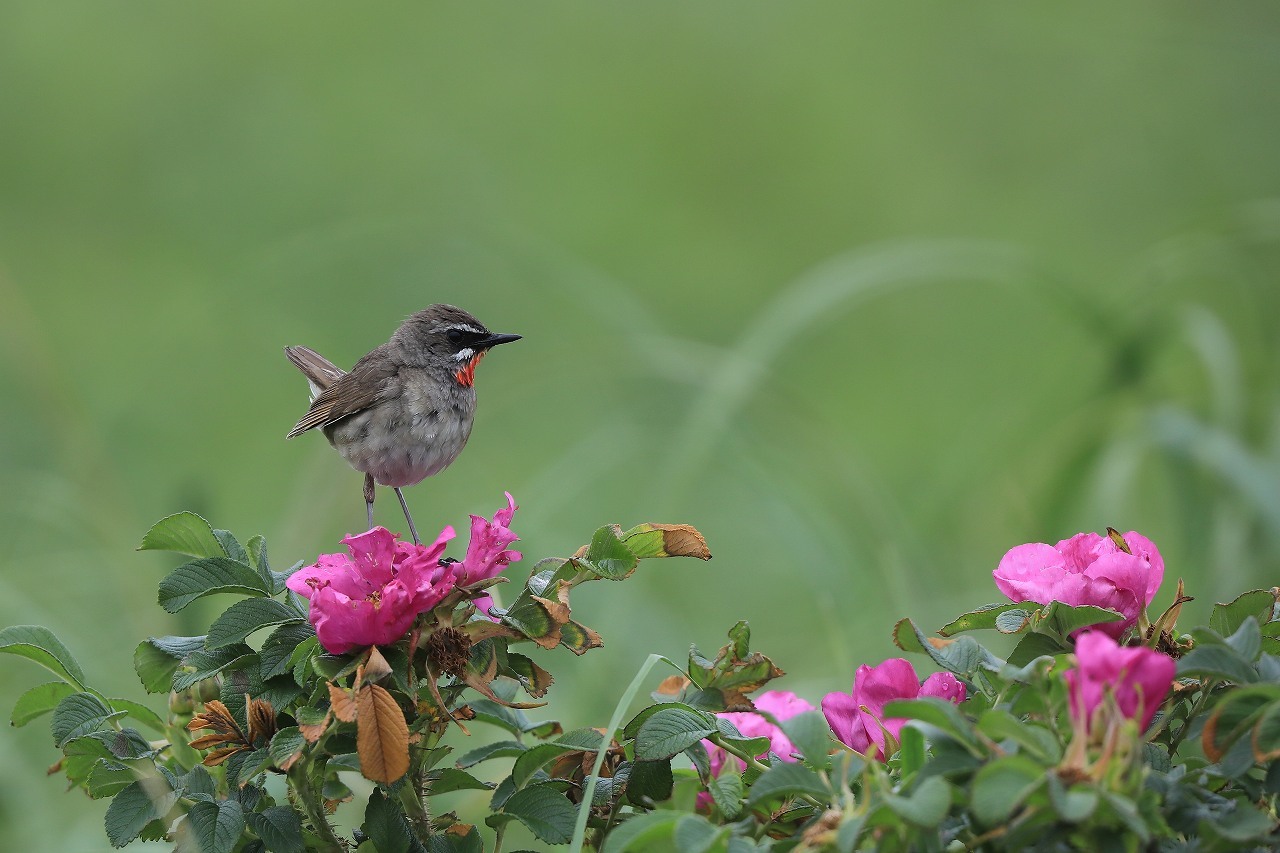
[395,304,521,387]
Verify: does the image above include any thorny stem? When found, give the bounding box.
[1167,679,1217,754]
[290,754,344,853]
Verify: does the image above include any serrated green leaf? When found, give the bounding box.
[882,698,977,751]
[488,784,576,844]
[51,692,123,747]
[138,511,223,558]
[0,624,87,689]
[744,761,829,805]
[512,741,578,788]
[708,767,743,818]
[977,709,1061,763]
[362,789,415,853]
[889,618,998,676]
[1212,590,1278,638]
[994,609,1034,634]
[626,759,674,805]
[134,636,205,693]
[1226,617,1263,662]
[185,798,245,853]
[86,758,139,799]
[105,779,176,847]
[938,603,1027,636]
[1007,631,1069,667]
[246,806,305,853]
[172,644,256,692]
[10,681,75,727]
[884,775,950,828]
[635,708,718,761]
[158,558,270,613]
[673,814,726,853]
[269,727,306,770]
[427,768,492,794]
[206,598,303,649]
[259,623,316,680]
[1036,602,1125,639]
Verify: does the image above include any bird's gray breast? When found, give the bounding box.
[324,370,476,487]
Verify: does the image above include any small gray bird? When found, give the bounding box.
[285,304,520,543]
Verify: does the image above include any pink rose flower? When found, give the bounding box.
[993,530,1164,639]
[287,526,459,654]
[822,658,966,760]
[1065,631,1175,733]
[698,690,813,810]
[458,492,522,586]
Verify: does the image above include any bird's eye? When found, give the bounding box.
[446,329,466,345]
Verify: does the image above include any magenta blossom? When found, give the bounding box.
[1065,631,1175,733]
[459,492,522,586]
[287,526,460,655]
[993,530,1164,639]
[698,691,813,810]
[822,659,966,760]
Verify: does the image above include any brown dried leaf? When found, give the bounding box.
[1106,527,1132,554]
[247,697,277,745]
[655,675,691,696]
[651,524,712,560]
[356,684,410,785]
[328,682,357,723]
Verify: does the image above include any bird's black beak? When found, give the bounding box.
[476,333,521,349]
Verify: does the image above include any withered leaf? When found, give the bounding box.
[356,683,410,785]
[649,524,712,560]
[363,646,394,684]
[328,682,357,723]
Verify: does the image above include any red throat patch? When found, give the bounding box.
[453,350,486,388]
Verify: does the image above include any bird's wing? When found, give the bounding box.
[285,346,396,438]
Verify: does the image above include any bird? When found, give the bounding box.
[285,304,520,543]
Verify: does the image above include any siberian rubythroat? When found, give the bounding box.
[285,304,521,543]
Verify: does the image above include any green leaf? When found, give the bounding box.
[269,727,306,770]
[969,755,1044,827]
[882,698,977,751]
[600,811,681,852]
[1045,773,1097,823]
[511,741,578,788]
[1006,631,1069,667]
[455,740,527,768]
[1036,601,1125,639]
[744,761,829,806]
[889,618,997,676]
[626,759,674,805]
[488,783,577,844]
[185,798,245,853]
[0,625,87,689]
[158,558,271,613]
[939,603,1027,636]
[780,710,835,770]
[10,681,75,727]
[138,511,223,558]
[583,525,640,580]
[206,599,303,649]
[635,707,718,761]
[427,768,492,794]
[362,790,414,853]
[51,692,123,747]
[109,698,166,734]
[1212,590,1277,638]
[1202,801,1276,842]
[994,609,1034,634]
[86,759,139,800]
[259,623,316,680]
[172,644,256,692]
[672,815,727,853]
[133,636,204,693]
[105,779,176,847]
[709,767,744,818]
[714,718,770,761]
[1178,643,1258,684]
[245,806,305,853]
[213,529,249,564]
[1225,616,1263,662]
[977,709,1061,763]
[884,775,951,828]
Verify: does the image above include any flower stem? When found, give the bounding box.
[289,755,344,853]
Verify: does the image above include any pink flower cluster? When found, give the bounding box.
[287,493,521,654]
[699,691,813,810]
[822,659,966,759]
[993,530,1163,638]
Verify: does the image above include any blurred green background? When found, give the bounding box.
[3,3,1280,848]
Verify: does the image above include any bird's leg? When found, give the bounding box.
[363,473,376,530]
[394,488,421,545]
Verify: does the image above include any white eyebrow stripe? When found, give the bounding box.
[447,324,483,335]
[452,347,475,362]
